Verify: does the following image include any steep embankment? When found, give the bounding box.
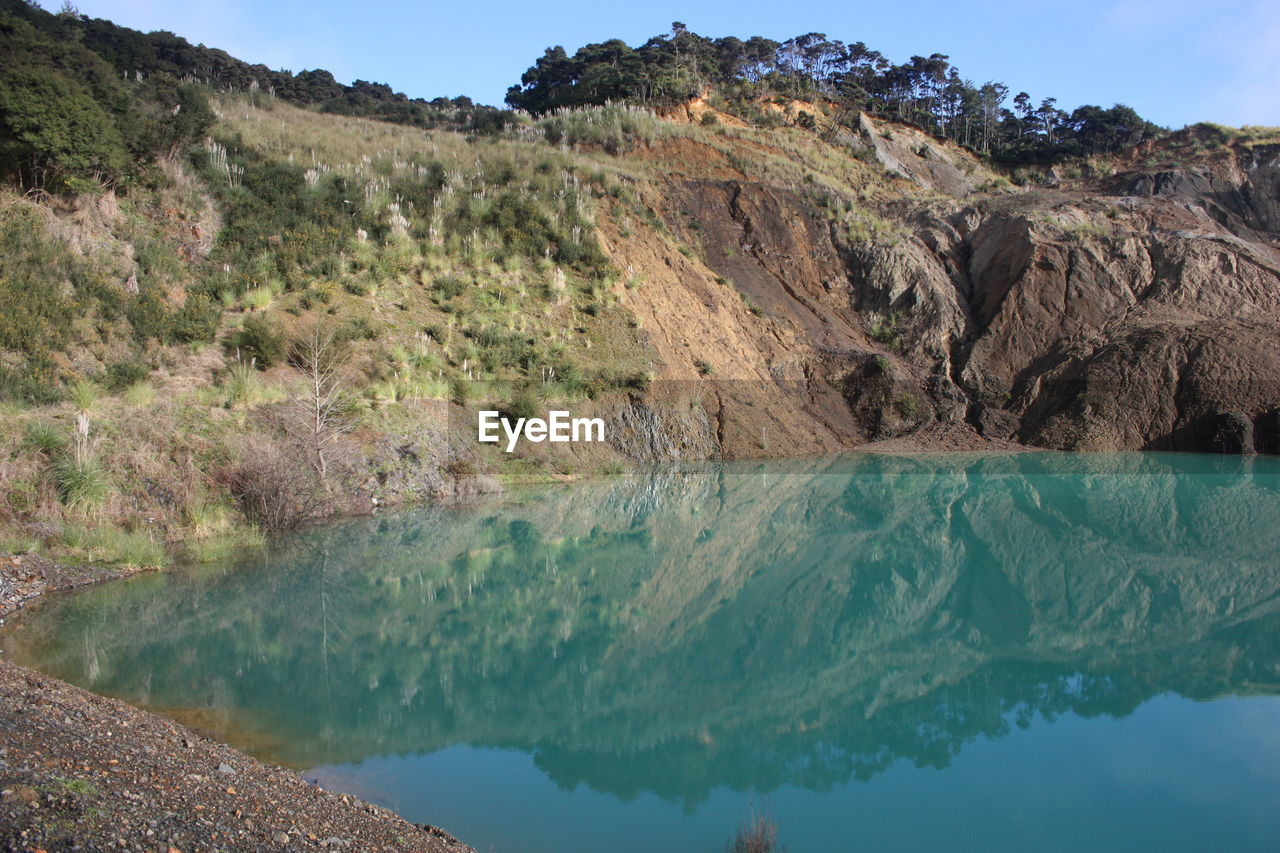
[598,116,1280,455]
[866,125,1280,453]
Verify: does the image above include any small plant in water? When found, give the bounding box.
[727,814,781,853]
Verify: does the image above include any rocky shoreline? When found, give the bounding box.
[0,554,475,853]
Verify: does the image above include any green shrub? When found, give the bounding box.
[435,275,468,300]
[343,278,374,297]
[869,313,902,348]
[171,293,221,343]
[0,206,117,396]
[126,289,175,343]
[300,280,337,308]
[755,111,784,129]
[503,386,541,421]
[892,393,922,420]
[343,316,380,341]
[234,315,288,367]
[0,66,128,187]
[105,361,150,392]
[0,363,61,405]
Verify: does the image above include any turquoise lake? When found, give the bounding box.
[6,453,1280,852]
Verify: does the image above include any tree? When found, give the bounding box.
[0,66,126,186]
[1069,103,1159,155]
[976,82,1008,153]
[287,322,353,482]
[500,24,1164,163]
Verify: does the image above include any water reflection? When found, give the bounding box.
[6,453,1280,811]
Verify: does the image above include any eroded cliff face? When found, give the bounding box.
[602,118,1280,455]
[886,141,1280,453]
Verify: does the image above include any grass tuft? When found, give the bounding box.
[60,524,166,568]
[25,422,67,455]
[67,379,101,413]
[53,455,109,512]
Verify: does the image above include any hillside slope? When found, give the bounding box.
[1,92,1278,564]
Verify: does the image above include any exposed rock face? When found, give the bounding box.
[609,121,1280,455]
[1110,140,1280,239]
[880,192,1280,452]
[851,112,979,196]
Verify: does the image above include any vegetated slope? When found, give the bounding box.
[0,0,512,137]
[0,93,660,562]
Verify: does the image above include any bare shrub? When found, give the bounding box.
[285,321,355,481]
[227,441,325,531]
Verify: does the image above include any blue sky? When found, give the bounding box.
[63,0,1280,128]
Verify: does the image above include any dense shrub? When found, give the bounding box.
[170,293,222,342]
[435,276,468,300]
[503,386,541,421]
[104,361,149,391]
[233,315,288,368]
[0,65,127,186]
[0,8,215,190]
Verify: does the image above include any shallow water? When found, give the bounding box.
[7,453,1280,852]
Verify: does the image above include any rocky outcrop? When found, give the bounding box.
[1109,138,1280,240]
[855,139,1280,453]
[849,113,980,196]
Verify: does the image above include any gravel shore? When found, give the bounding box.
[0,555,475,852]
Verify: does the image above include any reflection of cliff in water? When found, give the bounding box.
[7,453,1280,808]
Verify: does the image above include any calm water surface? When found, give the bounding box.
[7,453,1280,852]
